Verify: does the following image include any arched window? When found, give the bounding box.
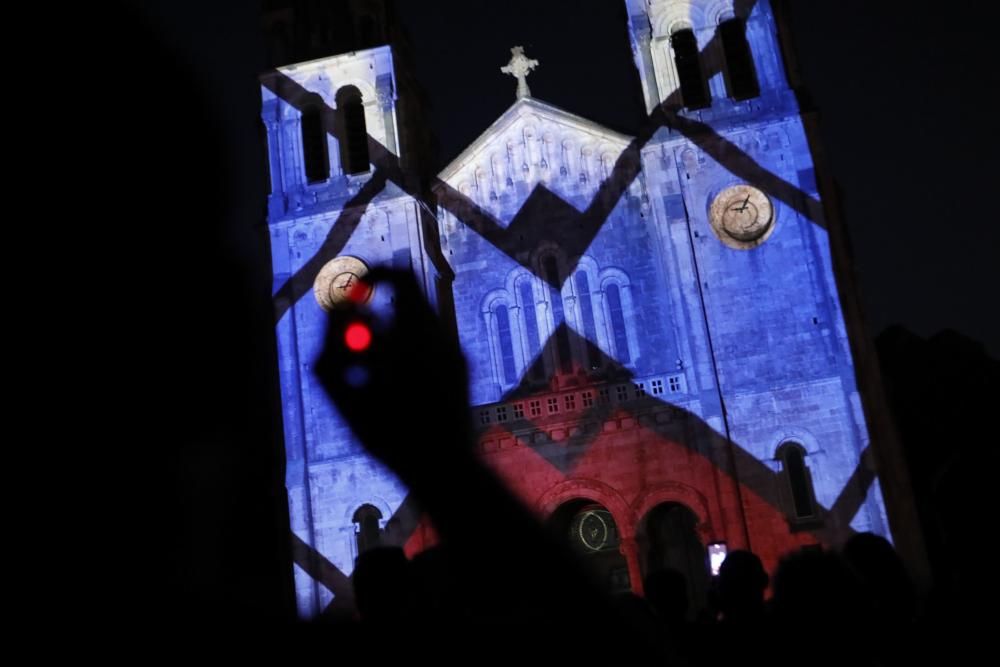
[605,283,631,365]
[301,102,329,184]
[517,278,543,379]
[574,271,602,370]
[543,256,573,374]
[336,86,370,175]
[720,18,759,101]
[776,443,819,521]
[494,304,518,386]
[352,504,383,557]
[671,29,710,109]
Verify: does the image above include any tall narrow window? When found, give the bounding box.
[720,18,760,100]
[495,304,518,386]
[352,504,383,558]
[671,29,710,109]
[777,443,819,521]
[544,257,573,373]
[606,283,631,364]
[574,272,601,370]
[301,104,329,184]
[336,86,370,175]
[518,279,543,379]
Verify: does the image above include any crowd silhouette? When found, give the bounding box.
[306,267,943,665]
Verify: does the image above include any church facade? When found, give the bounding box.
[261,0,894,618]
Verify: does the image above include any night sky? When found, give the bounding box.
[136,0,998,354]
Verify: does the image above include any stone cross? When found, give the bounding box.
[501,46,539,100]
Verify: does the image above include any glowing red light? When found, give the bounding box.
[344,322,372,352]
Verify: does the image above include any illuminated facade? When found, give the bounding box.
[262,0,893,618]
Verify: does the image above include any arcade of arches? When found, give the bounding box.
[547,498,710,614]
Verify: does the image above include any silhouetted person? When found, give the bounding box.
[843,532,915,622]
[644,568,703,665]
[352,546,414,626]
[771,548,870,667]
[706,551,770,667]
[408,545,455,620]
[612,591,664,644]
[843,533,918,667]
[716,550,768,624]
[645,568,689,625]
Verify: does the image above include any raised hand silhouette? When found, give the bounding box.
[314,266,669,663]
[315,267,476,488]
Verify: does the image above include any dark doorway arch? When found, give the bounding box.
[548,498,630,594]
[637,502,709,617]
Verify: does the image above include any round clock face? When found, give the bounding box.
[314,256,372,310]
[577,510,609,551]
[709,185,775,249]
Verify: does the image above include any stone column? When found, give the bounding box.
[376,74,398,156]
[264,120,281,187]
[262,107,288,218]
[620,536,644,596]
[634,22,662,113]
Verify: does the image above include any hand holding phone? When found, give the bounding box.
[708,542,728,577]
[315,267,474,482]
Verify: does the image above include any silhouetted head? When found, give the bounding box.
[613,591,655,618]
[717,550,768,621]
[409,545,456,617]
[644,568,689,623]
[352,546,413,624]
[843,532,915,622]
[611,591,661,644]
[772,548,862,636]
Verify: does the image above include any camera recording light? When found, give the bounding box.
[344,322,372,352]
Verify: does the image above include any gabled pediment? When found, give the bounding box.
[434,98,637,228]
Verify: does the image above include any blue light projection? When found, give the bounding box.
[262,0,892,619]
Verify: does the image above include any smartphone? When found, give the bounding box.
[335,278,396,388]
[708,542,727,577]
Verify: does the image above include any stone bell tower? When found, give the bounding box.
[260,3,450,616]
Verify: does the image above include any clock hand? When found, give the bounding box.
[736,194,751,212]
